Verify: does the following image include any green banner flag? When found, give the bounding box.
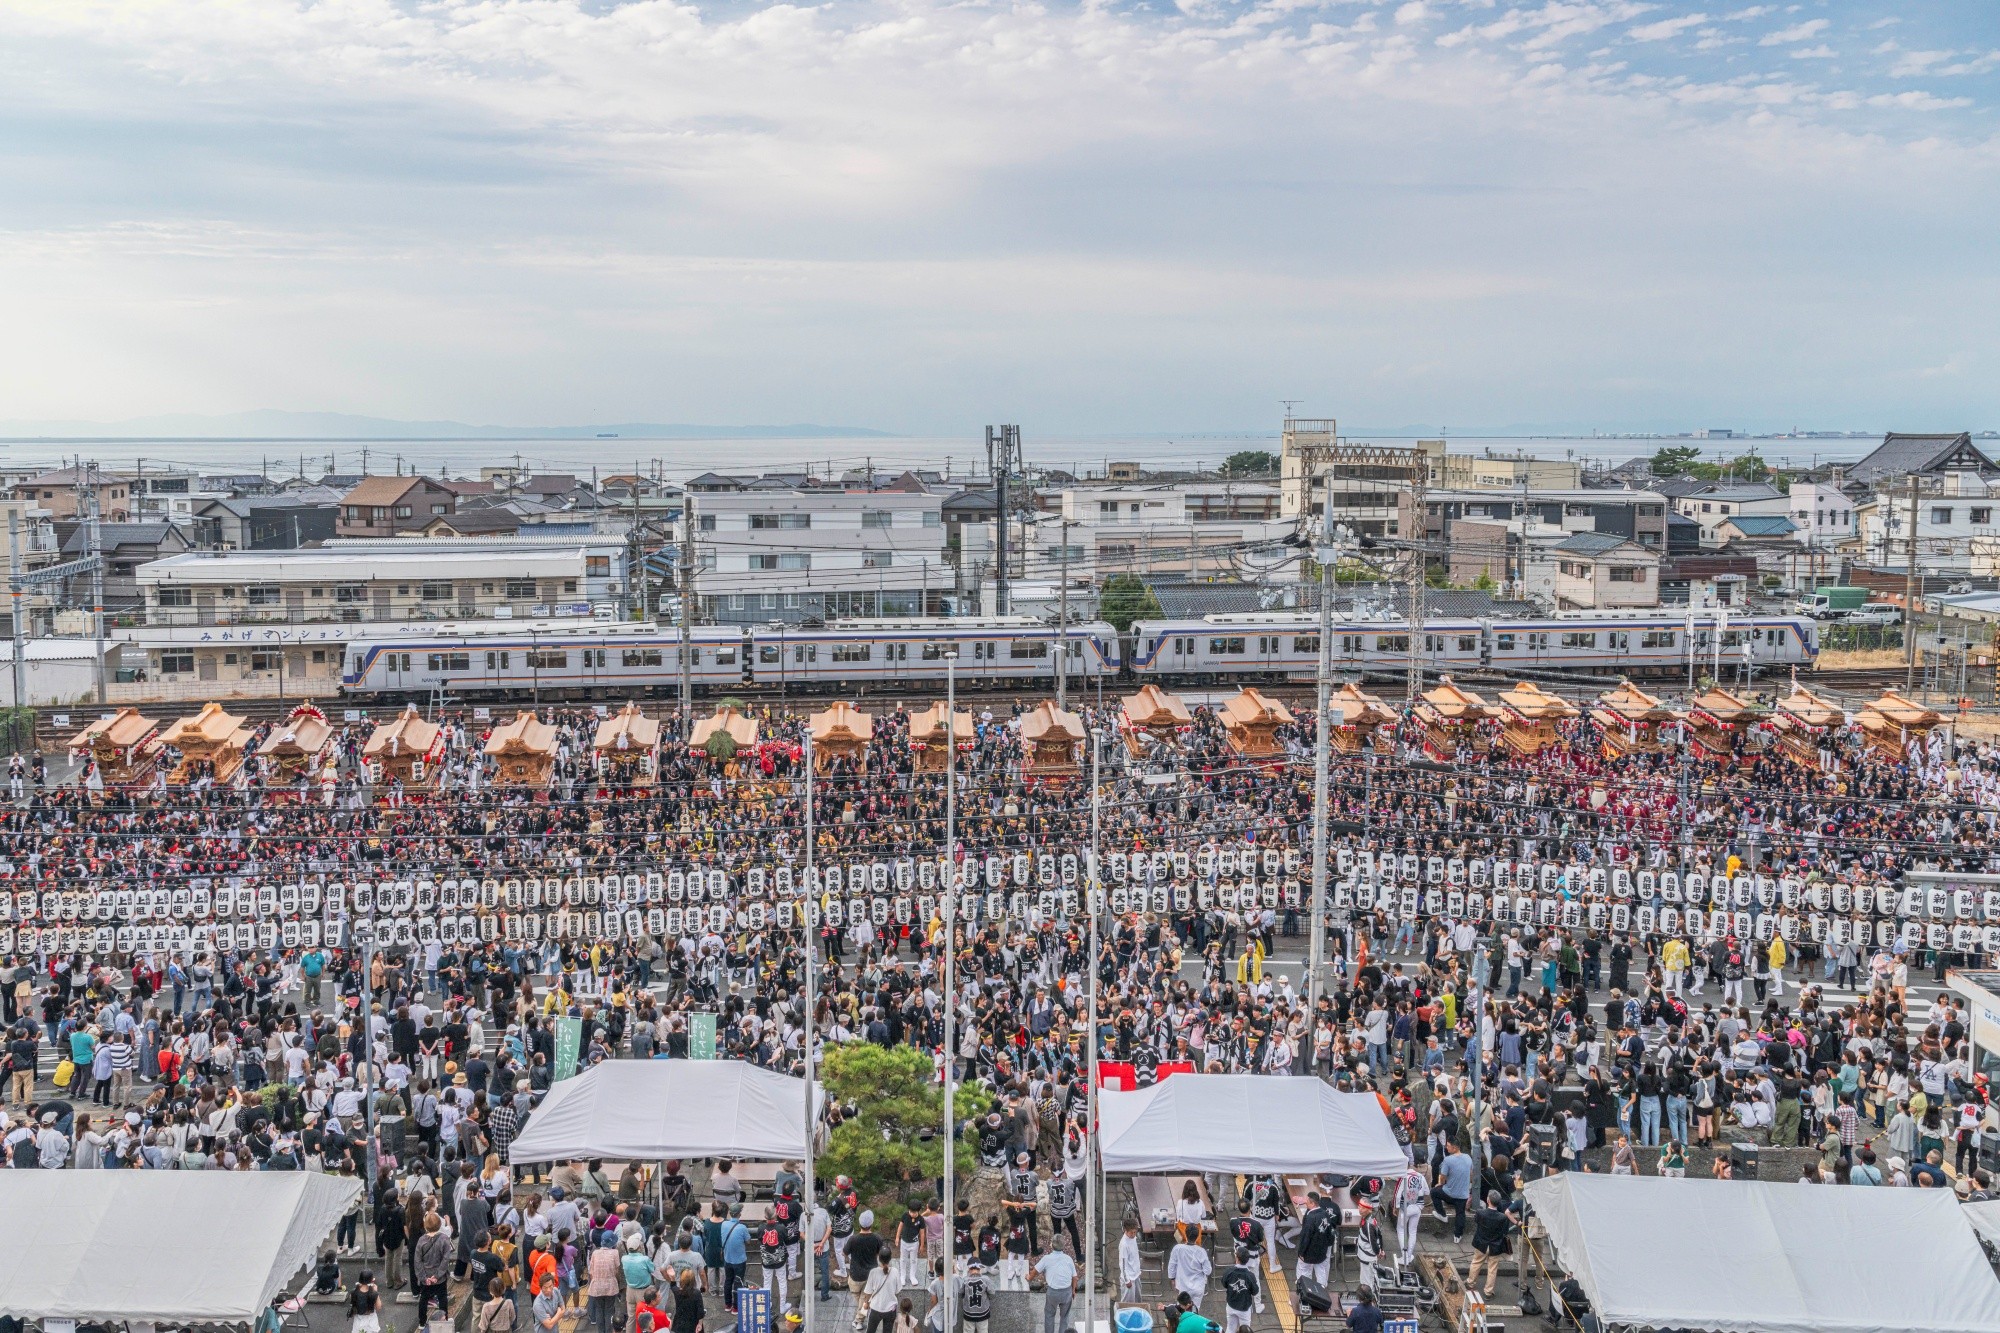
[553,1016,584,1082]
[689,1012,718,1060]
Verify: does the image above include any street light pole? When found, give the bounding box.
[802,729,818,1333]
[1084,728,1102,1323]
[940,652,958,1333]
[1304,503,1338,1072]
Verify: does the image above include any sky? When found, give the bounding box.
[0,0,1995,436]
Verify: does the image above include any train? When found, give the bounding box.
[336,609,1818,700]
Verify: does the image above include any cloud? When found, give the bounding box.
[1394,2,1430,24]
[1789,44,1834,60]
[0,0,1993,431]
[1760,18,1829,46]
[1627,14,1707,42]
[1722,6,1772,18]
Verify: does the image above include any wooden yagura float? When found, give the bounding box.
[364,704,446,795]
[160,702,255,786]
[1773,686,1847,768]
[593,703,662,786]
[1120,684,1193,757]
[1590,680,1675,759]
[485,710,560,789]
[1496,681,1579,758]
[258,701,339,793]
[807,701,874,772]
[69,708,162,788]
[1415,676,1496,759]
[1020,700,1086,781]
[1854,690,1943,762]
[1684,687,1765,761]
[689,705,759,774]
[1326,682,1399,755]
[1219,687,1296,761]
[908,701,973,773]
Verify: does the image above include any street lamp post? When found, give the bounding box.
[941,651,958,1333]
[801,729,819,1333]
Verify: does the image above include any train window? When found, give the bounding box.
[1256,636,1276,654]
[391,653,412,672]
[1496,633,1515,651]
[1339,635,1363,655]
[794,645,817,663]
[1767,628,1788,645]
[426,652,471,672]
[759,646,781,665]
[1063,640,1082,657]
[1640,631,1675,649]
[890,644,908,661]
[1458,636,1478,653]
[1208,637,1245,655]
[1560,632,1597,649]
[833,645,871,663]
[1011,641,1048,659]
[1174,637,1193,654]
[590,649,610,668]
[1528,632,1549,651]
[623,649,665,667]
[1720,631,1744,647]
[1424,635,1444,653]
[485,651,511,670]
[526,650,568,669]
[1376,635,1409,653]
[716,648,737,664]
[1293,635,1318,654]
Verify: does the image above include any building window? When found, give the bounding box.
[505,579,537,599]
[249,651,282,672]
[156,587,192,607]
[419,580,453,601]
[245,584,281,606]
[1933,507,1953,525]
[922,511,941,527]
[1609,567,1641,582]
[159,650,194,674]
[1974,508,1992,525]
[335,583,368,603]
[749,513,811,529]
[862,550,892,569]
[393,505,412,519]
[563,580,577,593]
[862,511,894,529]
[431,503,447,515]
[586,556,611,577]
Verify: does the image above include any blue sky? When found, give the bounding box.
[0,0,1994,435]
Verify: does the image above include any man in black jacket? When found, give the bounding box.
[1465,1192,1513,1297]
[1219,1246,1260,1333]
[1294,1190,1337,1291]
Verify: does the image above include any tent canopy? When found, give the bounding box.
[509,1060,816,1164]
[0,1171,360,1324]
[1098,1074,1405,1176]
[1524,1173,2000,1333]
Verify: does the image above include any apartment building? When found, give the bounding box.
[692,490,949,623]
[135,536,631,627]
[1439,454,1583,491]
[13,467,132,521]
[1421,489,1671,550]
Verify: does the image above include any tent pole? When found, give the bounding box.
[802,730,817,1333]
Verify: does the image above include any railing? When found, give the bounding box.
[141,599,603,627]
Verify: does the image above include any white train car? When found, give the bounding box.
[746,618,1119,689]
[341,625,743,697]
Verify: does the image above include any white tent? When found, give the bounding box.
[1524,1173,2000,1333]
[1097,1073,1406,1176]
[1966,1198,2000,1249]
[0,1171,361,1324]
[509,1059,815,1163]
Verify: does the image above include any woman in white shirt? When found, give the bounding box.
[1173,1181,1209,1244]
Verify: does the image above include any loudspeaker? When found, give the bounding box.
[1297,1277,1333,1314]
[1528,1124,1558,1165]
[1978,1130,2000,1174]
[1730,1142,1759,1180]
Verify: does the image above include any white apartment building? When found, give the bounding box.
[1857,471,2000,576]
[691,490,949,623]
[1781,482,1855,549]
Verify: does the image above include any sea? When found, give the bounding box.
[0,432,1899,484]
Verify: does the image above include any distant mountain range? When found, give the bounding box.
[0,410,896,441]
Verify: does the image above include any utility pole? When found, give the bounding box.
[680,496,697,730]
[986,425,1019,615]
[1083,727,1103,1325]
[1905,477,1922,694]
[8,512,25,730]
[1404,469,1428,712]
[1056,518,1070,710]
[83,458,106,706]
[940,651,958,1333]
[1304,502,1338,1072]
